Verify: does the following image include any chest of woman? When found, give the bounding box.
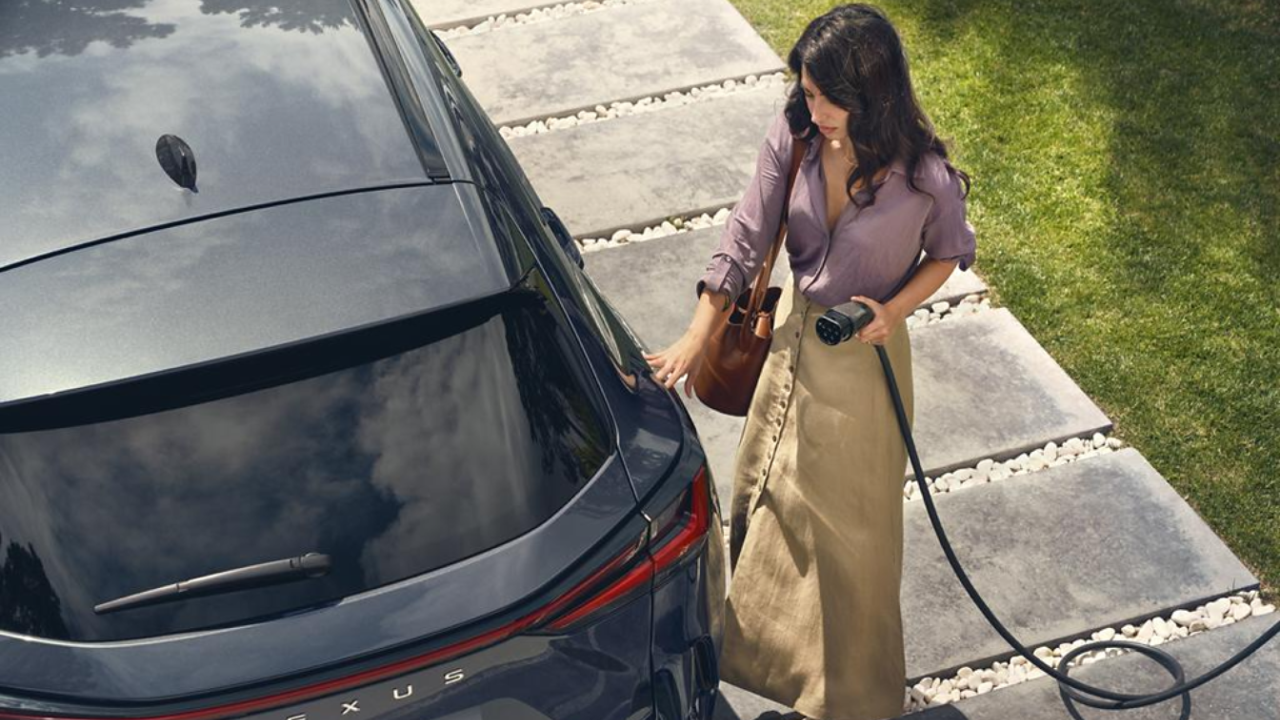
[783,153,931,277]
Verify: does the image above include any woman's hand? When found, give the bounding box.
[850,295,904,345]
[643,330,708,397]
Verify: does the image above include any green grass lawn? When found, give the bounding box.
[728,0,1279,597]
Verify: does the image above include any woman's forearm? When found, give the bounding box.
[692,258,958,343]
[884,257,960,320]
[690,290,734,341]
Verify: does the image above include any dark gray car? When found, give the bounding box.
[0,1,726,718]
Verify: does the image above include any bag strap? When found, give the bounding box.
[745,136,808,318]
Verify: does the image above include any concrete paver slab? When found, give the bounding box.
[508,85,786,239]
[896,611,1280,719]
[908,308,1112,476]
[902,449,1258,679]
[448,0,784,125]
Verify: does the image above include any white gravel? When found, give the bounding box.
[904,294,992,328]
[437,0,651,39]
[577,207,734,253]
[899,589,1276,713]
[499,72,789,137]
[903,434,1124,502]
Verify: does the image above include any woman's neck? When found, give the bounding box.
[823,137,857,166]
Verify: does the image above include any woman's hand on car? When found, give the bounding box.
[850,295,903,345]
[643,331,707,396]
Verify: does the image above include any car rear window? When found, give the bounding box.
[0,272,611,642]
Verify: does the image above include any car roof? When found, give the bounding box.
[0,0,449,271]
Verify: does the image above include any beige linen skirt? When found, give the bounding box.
[720,274,914,720]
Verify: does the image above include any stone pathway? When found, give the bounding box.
[409,1,1274,716]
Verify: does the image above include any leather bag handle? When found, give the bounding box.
[743,136,808,328]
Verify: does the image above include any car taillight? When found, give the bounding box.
[0,468,713,720]
[648,464,712,572]
[543,464,711,632]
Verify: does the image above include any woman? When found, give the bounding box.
[643,5,976,719]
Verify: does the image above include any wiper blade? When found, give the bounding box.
[94,553,331,615]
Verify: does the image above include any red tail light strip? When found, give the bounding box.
[546,558,653,632]
[650,465,711,570]
[527,533,647,628]
[549,465,710,631]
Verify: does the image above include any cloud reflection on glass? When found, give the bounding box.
[0,289,609,642]
[0,0,426,268]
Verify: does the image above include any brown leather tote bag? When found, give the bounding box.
[692,137,807,416]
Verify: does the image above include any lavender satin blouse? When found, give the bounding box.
[696,112,977,309]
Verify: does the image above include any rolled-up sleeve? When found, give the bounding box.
[920,166,977,272]
[696,112,793,303]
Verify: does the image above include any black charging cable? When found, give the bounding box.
[816,301,1280,717]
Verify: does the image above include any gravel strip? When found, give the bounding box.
[903,433,1124,502]
[498,72,788,137]
[437,0,653,39]
[715,433,1125,524]
[578,207,734,252]
[899,589,1276,713]
[905,295,991,329]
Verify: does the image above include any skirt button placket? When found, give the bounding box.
[749,291,812,518]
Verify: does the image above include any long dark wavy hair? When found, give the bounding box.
[785,4,970,209]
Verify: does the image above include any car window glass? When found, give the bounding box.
[0,278,612,642]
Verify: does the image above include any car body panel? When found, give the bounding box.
[233,596,655,720]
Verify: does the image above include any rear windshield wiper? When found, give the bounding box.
[95,553,331,615]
